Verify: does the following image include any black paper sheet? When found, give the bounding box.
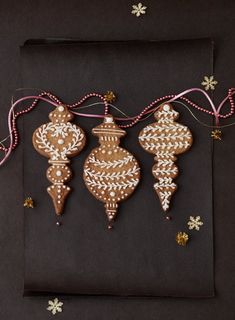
[21,39,214,297]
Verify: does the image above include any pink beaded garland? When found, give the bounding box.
[0,87,235,163]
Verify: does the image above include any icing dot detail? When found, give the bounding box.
[163,104,170,111]
[58,106,65,112]
[56,170,62,177]
[58,139,64,145]
[104,116,114,123]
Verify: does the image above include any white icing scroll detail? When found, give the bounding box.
[35,123,84,161]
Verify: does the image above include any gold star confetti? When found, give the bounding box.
[23,197,34,208]
[201,75,218,91]
[211,129,222,140]
[104,91,116,103]
[131,3,147,17]
[176,232,189,246]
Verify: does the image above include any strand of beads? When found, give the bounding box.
[1,87,235,166]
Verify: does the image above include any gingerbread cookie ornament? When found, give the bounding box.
[84,115,140,228]
[139,103,193,212]
[32,105,86,215]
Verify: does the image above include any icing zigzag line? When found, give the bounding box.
[88,154,134,169]
[84,165,140,180]
[85,177,139,190]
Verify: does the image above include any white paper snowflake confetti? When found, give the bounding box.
[131,3,147,17]
[47,298,63,315]
[201,75,218,91]
[187,216,204,231]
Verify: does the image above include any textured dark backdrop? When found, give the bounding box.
[0,1,234,319]
[21,39,214,297]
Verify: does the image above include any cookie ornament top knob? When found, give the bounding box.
[32,104,86,215]
[138,103,193,212]
[83,114,140,228]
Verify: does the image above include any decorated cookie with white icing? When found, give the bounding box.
[83,115,140,228]
[138,103,193,212]
[32,104,86,215]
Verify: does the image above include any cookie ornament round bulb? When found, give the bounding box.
[83,114,140,229]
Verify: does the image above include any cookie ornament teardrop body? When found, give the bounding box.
[32,104,86,215]
[138,103,193,212]
[83,115,140,228]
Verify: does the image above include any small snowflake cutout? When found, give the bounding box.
[201,75,218,91]
[188,216,204,231]
[47,298,63,315]
[131,3,147,17]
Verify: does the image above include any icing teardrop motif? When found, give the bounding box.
[32,105,86,215]
[138,103,193,212]
[83,115,140,228]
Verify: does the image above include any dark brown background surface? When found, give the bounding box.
[21,39,214,297]
[0,0,234,319]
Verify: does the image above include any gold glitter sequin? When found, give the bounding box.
[176,232,189,246]
[23,197,34,208]
[104,91,116,103]
[211,129,222,140]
